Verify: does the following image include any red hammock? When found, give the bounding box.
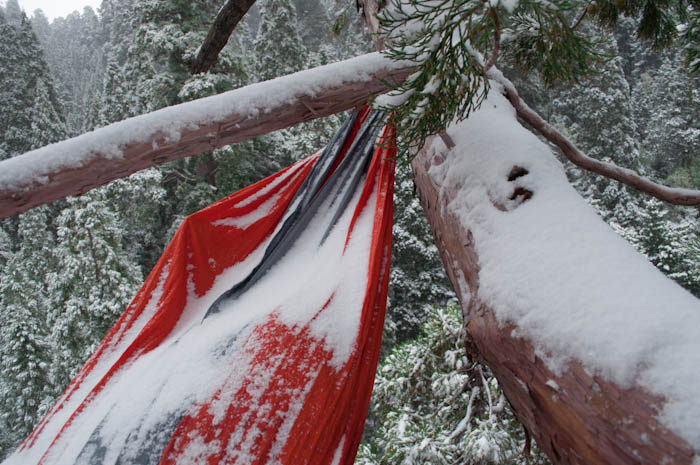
[9,108,395,465]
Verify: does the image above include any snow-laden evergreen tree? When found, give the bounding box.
[254,0,308,81]
[3,0,22,24]
[0,9,67,158]
[100,169,168,272]
[356,305,550,465]
[252,0,347,169]
[0,207,57,460]
[292,0,333,51]
[632,55,700,180]
[0,223,11,273]
[621,199,700,296]
[33,7,104,134]
[543,28,649,236]
[48,190,143,390]
[385,163,452,349]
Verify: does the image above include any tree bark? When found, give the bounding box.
[190,0,257,75]
[411,134,697,465]
[0,57,413,219]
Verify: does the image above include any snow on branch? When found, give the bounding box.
[487,67,700,207]
[0,53,413,219]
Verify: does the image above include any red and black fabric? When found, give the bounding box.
[8,108,396,465]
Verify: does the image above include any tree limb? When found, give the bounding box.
[190,0,257,74]
[0,55,415,219]
[486,67,700,206]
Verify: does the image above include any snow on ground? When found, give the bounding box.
[0,52,405,193]
[427,83,700,449]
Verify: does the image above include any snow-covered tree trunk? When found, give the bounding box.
[410,87,699,464]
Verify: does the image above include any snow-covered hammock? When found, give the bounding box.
[6,108,396,465]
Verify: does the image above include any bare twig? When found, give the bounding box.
[163,169,197,185]
[486,67,700,206]
[484,7,501,71]
[571,4,589,30]
[446,386,480,442]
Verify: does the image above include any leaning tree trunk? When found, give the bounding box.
[412,140,696,464]
[409,113,698,465]
[360,3,698,463]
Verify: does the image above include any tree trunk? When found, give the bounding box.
[411,125,697,465]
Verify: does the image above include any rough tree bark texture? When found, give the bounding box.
[411,136,696,465]
[0,62,413,219]
[190,0,257,74]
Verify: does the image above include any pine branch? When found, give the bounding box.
[190,0,257,74]
[486,67,700,207]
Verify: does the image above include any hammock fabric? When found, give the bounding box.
[9,108,396,465]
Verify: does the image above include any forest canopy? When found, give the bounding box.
[0,0,698,463]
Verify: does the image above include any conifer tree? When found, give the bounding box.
[292,0,332,51]
[632,56,700,179]
[386,163,452,349]
[0,10,66,157]
[3,0,22,25]
[34,7,104,134]
[254,0,308,81]
[0,223,11,273]
[0,207,57,460]
[624,199,700,296]
[547,29,644,230]
[48,190,142,389]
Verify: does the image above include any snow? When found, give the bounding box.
[427,83,700,450]
[0,52,406,193]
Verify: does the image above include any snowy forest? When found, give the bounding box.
[0,0,698,462]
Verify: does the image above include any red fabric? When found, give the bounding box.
[18,119,395,465]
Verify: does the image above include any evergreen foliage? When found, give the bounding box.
[632,56,700,179]
[0,208,57,459]
[357,305,550,465]
[386,163,453,349]
[254,0,308,81]
[622,199,700,296]
[0,9,66,158]
[374,0,700,157]
[48,190,143,390]
[32,7,104,134]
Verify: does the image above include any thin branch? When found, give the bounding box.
[486,67,700,207]
[163,169,197,185]
[571,4,589,30]
[190,0,257,74]
[484,7,501,71]
[446,385,480,442]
